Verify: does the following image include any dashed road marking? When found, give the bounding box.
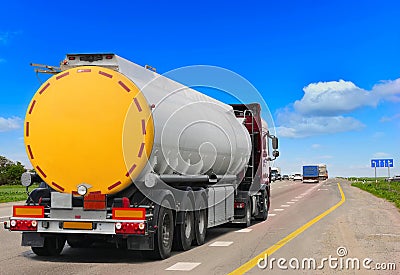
[273,208,284,211]
[318,188,329,191]
[295,196,302,199]
[235,228,253,233]
[209,241,234,247]
[292,199,299,202]
[166,262,201,271]
[287,202,295,204]
[268,213,276,216]
[281,205,290,207]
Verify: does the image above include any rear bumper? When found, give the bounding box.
[6,217,148,235]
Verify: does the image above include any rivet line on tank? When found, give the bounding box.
[126,164,137,177]
[28,100,36,114]
[118,81,131,92]
[99,71,113,78]
[56,72,70,80]
[25,122,30,137]
[133,98,142,112]
[36,166,47,178]
[141,119,146,135]
[52,182,65,192]
[39,83,50,94]
[108,181,122,191]
[138,143,145,158]
[27,145,34,159]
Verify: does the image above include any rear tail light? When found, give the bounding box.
[105,55,113,59]
[115,222,146,235]
[68,56,76,60]
[9,219,38,231]
[234,202,245,209]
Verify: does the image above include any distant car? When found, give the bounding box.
[282,174,289,180]
[289,174,294,180]
[293,174,302,181]
[276,173,282,180]
[387,175,400,182]
[271,174,276,182]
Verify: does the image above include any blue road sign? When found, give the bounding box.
[371,159,394,168]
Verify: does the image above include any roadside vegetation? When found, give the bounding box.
[0,155,30,203]
[0,184,36,203]
[350,177,400,209]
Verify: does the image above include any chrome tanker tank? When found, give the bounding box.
[24,54,251,194]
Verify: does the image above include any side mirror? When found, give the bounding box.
[272,137,278,150]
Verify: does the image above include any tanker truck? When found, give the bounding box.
[4,53,279,259]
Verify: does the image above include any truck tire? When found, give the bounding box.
[256,191,268,221]
[173,210,194,251]
[193,209,207,246]
[241,199,252,228]
[31,236,66,256]
[143,199,174,260]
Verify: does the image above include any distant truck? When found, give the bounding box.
[318,164,328,180]
[302,165,319,183]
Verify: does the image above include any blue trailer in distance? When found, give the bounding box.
[302,165,319,183]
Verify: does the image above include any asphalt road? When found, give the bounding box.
[1,179,399,274]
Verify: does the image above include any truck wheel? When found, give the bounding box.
[243,199,252,228]
[256,191,268,221]
[31,236,66,256]
[143,200,174,260]
[193,209,207,246]
[173,210,194,251]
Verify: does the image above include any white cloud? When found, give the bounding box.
[293,79,400,116]
[0,31,19,45]
[380,113,400,122]
[275,108,365,138]
[0,116,22,132]
[373,152,391,158]
[311,144,321,149]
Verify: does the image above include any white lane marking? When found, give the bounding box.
[236,228,252,233]
[370,233,400,237]
[281,205,290,207]
[273,209,284,211]
[166,262,201,271]
[287,202,295,204]
[295,196,302,199]
[269,213,276,216]
[209,241,233,247]
[0,216,10,219]
[318,188,329,191]
[292,199,299,202]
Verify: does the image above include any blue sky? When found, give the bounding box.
[0,0,399,177]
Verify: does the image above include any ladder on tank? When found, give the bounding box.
[234,109,257,184]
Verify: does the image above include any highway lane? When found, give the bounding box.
[0,179,399,274]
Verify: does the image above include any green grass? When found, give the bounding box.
[351,178,400,209]
[0,184,38,203]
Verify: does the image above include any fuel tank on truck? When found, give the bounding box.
[25,54,252,195]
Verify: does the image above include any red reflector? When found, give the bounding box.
[234,202,245,209]
[84,193,106,210]
[13,206,44,218]
[68,56,76,60]
[112,208,146,220]
[105,55,113,59]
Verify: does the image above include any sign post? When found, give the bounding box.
[371,159,394,183]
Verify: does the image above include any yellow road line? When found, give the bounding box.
[228,182,346,275]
